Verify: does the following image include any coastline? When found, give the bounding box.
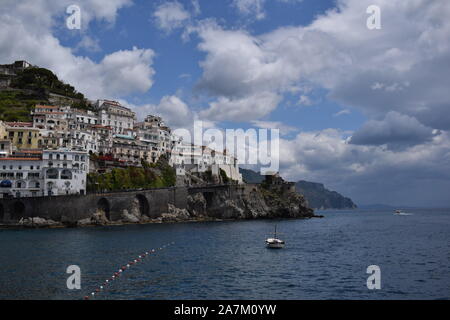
[0,214,323,230]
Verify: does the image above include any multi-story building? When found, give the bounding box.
[112,135,149,166]
[96,100,136,135]
[2,122,42,150]
[91,125,113,155]
[32,105,68,131]
[134,115,173,162]
[0,150,43,198]
[42,149,88,196]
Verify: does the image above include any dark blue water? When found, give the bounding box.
[0,208,449,300]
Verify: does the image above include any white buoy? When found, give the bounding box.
[127,264,130,268]
[100,286,103,289]
[106,280,109,283]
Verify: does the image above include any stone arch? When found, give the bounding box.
[135,194,149,217]
[15,180,26,188]
[97,198,110,220]
[11,201,26,221]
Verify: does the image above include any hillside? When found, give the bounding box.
[0,63,93,121]
[240,168,357,210]
[295,181,357,210]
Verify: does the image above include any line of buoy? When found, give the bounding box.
[84,241,175,300]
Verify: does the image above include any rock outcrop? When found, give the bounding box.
[18,217,61,228]
[186,175,315,221]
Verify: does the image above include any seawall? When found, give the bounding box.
[0,186,189,224]
[0,183,316,227]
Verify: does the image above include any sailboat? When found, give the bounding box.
[265,225,285,249]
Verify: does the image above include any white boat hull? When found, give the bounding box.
[266,238,285,249]
[266,242,285,249]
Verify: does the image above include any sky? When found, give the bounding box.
[1,0,450,207]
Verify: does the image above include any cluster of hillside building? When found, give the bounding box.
[0,99,242,198]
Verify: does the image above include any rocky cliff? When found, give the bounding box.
[295,180,357,210]
[240,168,357,210]
[9,175,316,229]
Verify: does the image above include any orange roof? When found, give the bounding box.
[5,122,34,127]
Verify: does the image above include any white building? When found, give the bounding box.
[42,149,88,196]
[0,155,43,198]
[96,100,136,135]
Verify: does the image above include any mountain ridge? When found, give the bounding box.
[240,168,357,210]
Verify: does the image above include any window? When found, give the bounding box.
[46,168,58,179]
[61,169,72,180]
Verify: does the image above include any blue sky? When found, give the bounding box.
[1,0,450,206]
[54,0,366,133]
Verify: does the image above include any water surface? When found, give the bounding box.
[0,208,449,299]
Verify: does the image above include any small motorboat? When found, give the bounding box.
[266,225,285,249]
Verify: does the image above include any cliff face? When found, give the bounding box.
[5,176,316,229]
[295,181,357,210]
[185,176,315,222]
[240,168,357,210]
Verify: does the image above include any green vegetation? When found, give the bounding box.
[0,67,93,122]
[0,90,46,122]
[87,156,176,192]
[11,67,86,101]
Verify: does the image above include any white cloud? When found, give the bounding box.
[233,0,266,20]
[349,111,439,150]
[232,0,304,20]
[153,1,191,33]
[333,109,351,117]
[75,36,102,53]
[193,0,450,127]
[188,0,450,205]
[200,91,281,121]
[250,120,298,135]
[0,0,155,99]
[126,95,194,129]
[279,129,450,206]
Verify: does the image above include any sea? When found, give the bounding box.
[0,208,449,300]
